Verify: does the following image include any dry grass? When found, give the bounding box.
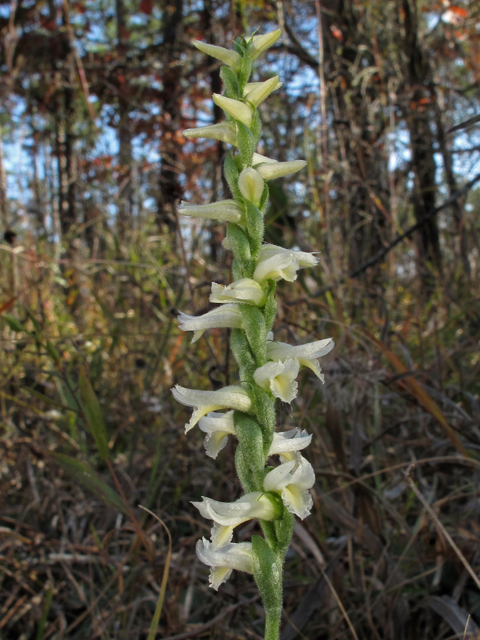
[1,224,480,640]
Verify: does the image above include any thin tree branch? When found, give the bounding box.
[311,171,480,297]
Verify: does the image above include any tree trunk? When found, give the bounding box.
[116,0,133,240]
[402,0,442,282]
[432,91,470,276]
[56,56,77,238]
[157,0,184,232]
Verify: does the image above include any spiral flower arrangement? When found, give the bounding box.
[172,29,334,640]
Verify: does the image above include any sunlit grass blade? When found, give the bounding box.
[79,371,109,460]
[139,506,172,640]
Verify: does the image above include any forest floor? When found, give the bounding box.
[1,229,480,640]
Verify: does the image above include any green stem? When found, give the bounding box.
[264,609,282,640]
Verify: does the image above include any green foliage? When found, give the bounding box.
[50,453,127,514]
[220,66,240,99]
[237,121,256,167]
[227,223,254,277]
[79,372,109,460]
[239,303,267,366]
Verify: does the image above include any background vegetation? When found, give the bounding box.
[1,0,480,638]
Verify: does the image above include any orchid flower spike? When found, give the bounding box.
[192,492,280,550]
[198,411,236,458]
[196,538,254,590]
[177,304,243,342]
[263,453,315,519]
[267,338,335,381]
[176,29,336,633]
[171,385,251,432]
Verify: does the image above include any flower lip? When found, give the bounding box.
[196,538,254,590]
[268,428,313,458]
[253,358,300,403]
[171,385,252,432]
[192,492,277,527]
[263,454,315,519]
[177,304,243,342]
[266,338,334,382]
[198,410,236,459]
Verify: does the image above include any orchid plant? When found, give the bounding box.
[172,29,334,640]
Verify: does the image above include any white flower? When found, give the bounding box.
[268,428,312,461]
[183,121,237,145]
[193,40,242,71]
[253,244,319,284]
[171,385,251,433]
[252,152,307,180]
[263,454,315,519]
[210,279,266,307]
[267,338,334,382]
[247,29,282,61]
[243,76,282,107]
[193,492,279,551]
[212,94,253,127]
[178,199,243,224]
[198,411,236,459]
[253,358,300,403]
[177,304,243,342]
[238,167,265,206]
[196,538,254,590]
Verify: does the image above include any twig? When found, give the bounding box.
[405,468,480,592]
[311,171,480,296]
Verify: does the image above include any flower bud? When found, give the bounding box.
[183,122,237,145]
[193,40,242,71]
[252,153,307,180]
[247,29,282,61]
[243,75,282,107]
[178,199,243,224]
[212,94,253,127]
[210,278,266,306]
[238,167,265,206]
